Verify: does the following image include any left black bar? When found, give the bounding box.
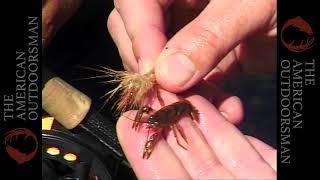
[1,1,42,179]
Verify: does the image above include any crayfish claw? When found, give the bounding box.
[142,150,151,159]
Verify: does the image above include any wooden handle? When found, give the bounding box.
[42,77,91,129]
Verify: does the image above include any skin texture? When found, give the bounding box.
[117,90,276,179]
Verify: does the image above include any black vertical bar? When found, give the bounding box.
[278,0,319,178]
[0,1,42,179]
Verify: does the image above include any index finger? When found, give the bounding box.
[114,0,170,73]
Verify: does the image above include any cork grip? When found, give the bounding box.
[42,77,92,129]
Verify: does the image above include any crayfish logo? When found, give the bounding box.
[281,16,315,52]
[2,128,38,164]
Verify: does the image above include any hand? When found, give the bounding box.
[42,0,82,48]
[107,0,279,125]
[107,0,276,93]
[117,91,276,179]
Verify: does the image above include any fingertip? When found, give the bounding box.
[116,112,128,143]
[116,111,150,171]
[155,70,181,93]
[116,111,141,145]
[155,53,200,93]
[189,81,244,125]
[219,96,244,125]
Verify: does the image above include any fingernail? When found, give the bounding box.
[158,53,195,86]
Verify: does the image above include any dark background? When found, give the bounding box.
[1,0,42,179]
[44,0,277,151]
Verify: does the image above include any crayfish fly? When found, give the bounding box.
[128,99,199,159]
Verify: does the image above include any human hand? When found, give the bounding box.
[107,0,281,125]
[107,0,276,92]
[42,0,82,48]
[117,91,276,179]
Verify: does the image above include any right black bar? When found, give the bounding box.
[278,0,319,178]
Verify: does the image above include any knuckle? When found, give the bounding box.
[189,23,221,53]
[236,150,267,168]
[195,156,223,178]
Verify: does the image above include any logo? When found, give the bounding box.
[281,16,315,52]
[3,128,38,164]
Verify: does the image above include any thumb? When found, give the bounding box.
[155,0,276,92]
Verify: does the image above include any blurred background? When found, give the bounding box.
[225,74,276,148]
[44,0,276,152]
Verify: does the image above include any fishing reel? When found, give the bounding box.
[42,115,136,180]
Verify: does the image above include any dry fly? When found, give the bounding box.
[81,66,162,115]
